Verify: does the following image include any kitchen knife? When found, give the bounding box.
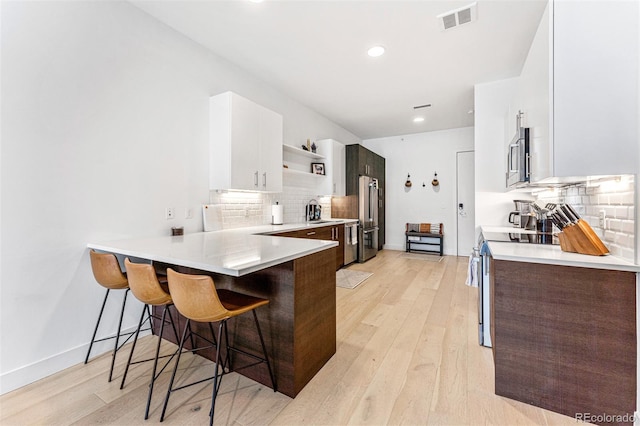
[551,212,567,229]
[560,204,578,223]
[555,208,573,226]
[550,214,563,230]
[565,204,582,220]
[563,203,609,255]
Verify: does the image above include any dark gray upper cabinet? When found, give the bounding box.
[345,144,386,249]
[346,144,383,193]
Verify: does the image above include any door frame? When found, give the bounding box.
[456,150,475,256]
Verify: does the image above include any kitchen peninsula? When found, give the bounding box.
[88,226,339,398]
[481,227,639,424]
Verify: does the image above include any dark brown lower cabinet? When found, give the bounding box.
[492,259,636,425]
[153,248,336,398]
[273,225,343,270]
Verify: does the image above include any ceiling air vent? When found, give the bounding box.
[437,2,477,31]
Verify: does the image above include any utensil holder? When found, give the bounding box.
[558,221,608,256]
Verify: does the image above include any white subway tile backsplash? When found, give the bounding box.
[534,175,635,262]
[615,206,629,219]
[622,192,635,205]
[208,186,335,230]
[608,193,622,205]
[622,220,634,234]
[597,194,606,204]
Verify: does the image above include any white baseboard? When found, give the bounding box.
[0,325,148,395]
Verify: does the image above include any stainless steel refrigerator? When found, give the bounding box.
[358,175,379,262]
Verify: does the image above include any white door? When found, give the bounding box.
[456,151,475,256]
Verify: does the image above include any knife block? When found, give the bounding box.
[558,221,609,256]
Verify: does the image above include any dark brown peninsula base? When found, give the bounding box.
[491,259,636,425]
[154,248,336,398]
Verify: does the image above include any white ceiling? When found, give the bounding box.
[131,0,547,140]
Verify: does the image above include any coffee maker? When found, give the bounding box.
[508,200,536,230]
[306,199,322,222]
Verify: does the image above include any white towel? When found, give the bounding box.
[465,254,478,287]
[350,226,358,245]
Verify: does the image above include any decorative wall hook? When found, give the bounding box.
[405,173,412,187]
[431,172,440,187]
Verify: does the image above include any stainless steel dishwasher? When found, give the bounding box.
[344,222,358,266]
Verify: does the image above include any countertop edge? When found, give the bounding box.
[258,219,358,235]
[235,241,338,275]
[88,227,341,277]
[485,241,640,273]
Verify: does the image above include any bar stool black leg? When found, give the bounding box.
[120,303,148,389]
[160,318,190,422]
[223,321,232,372]
[108,289,130,382]
[205,322,221,365]
[144,305,169,420]
[85,288,110,364]
[166,306,180,343]
[209,321,225,426]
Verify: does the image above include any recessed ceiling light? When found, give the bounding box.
[413,117,425,123]
[367,45,385,57]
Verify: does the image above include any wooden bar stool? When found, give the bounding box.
[160,268,276,425]
[85,250,136,382]
[120,258,181,420]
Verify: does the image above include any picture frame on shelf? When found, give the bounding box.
[311,162,325,175]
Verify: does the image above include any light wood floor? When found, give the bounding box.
[0,250,577,425]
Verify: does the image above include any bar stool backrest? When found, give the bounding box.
[167,268,229,323]
[90,250,128,290]
[124,259,172,306]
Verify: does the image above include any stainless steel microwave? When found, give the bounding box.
[506,111,530,188]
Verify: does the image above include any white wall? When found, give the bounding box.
[0,1,359,394]
[363,127,474,255]
[473,77,534,234]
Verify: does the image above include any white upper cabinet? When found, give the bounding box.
[521,0,638,183]
[316,139,345,196]
[517,4,550,183]
[209,92,283,192]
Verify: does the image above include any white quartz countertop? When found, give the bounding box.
[87,222,346,277]
[481,226,639,272]
[257,218,358,235]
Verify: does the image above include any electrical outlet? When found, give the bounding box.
[598,210,606,228]
[166,207,175,220]
[185,208,193,219]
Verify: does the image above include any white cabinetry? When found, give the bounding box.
[281,139,345,196]
[282,144,326,178]
[209,92,283,192]
[521,1,638,183]
[316,139,345,196]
